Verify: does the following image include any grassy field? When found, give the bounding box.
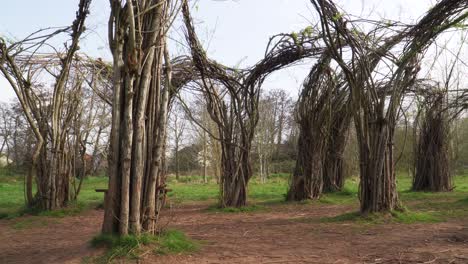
[0,174,107,219]
[1,171,468,223]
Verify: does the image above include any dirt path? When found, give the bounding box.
[1,202,468,264]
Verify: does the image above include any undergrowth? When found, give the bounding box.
[90,230,199,263]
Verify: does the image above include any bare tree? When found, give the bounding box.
[255,102,274,183]
[199,107,211,183]
[323,96,351,192]
[311,0,468,213]
[413,90,452,191]
[102,0,180,236]
[0,0,93,210]
[0,102,37,170]
[169,103,186,180]
[0,104,15,165]
[188,99,218,183]
[287,52,336,200]
[182,2,326,207]
[271,90,293,148]
[253,90,295,182]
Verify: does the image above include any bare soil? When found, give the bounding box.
[1,202,468,264]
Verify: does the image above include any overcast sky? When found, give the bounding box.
[0,0,449,103]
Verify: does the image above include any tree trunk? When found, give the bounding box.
[0,0,93,211]
[258,154,264,183]
[175,141,179,180]
[202,131,208,183]
[358,123,400,213]
[413,93,451,192]
[323,112,350,192]
[287,129,324,201]
[287,55,334,201]
[102,0,172,235]
[220,137,252,207]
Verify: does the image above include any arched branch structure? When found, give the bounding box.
[0,0,93,210]
[287,52,336,200]
[413,89,452,192]
[182,1,327,207]
[323,87,351,193]
[310,0,468,213]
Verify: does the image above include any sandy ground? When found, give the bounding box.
[1,202,468,264]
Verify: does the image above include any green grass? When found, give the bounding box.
[319,210,442,225]
[0,174,107,219]
[248,178,289,203]
[167,173,361,207]
[2,169,468,226]
[91,233,156,263]
[168,182,219,202]
[390,210,441,224]
[0,175,28,219]
[318,179,359,205]
[314,173,468,225]
[168,173,289,199]
[90,230,199,263]
[156,230,200,255]
[37,202,88,218]
[167,174,290,205]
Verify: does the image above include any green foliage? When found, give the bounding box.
[91,230,198,263]
[302,26,314,37]
[351,28,360,37]
[453,22,467,29]
[332,12,343,21]
[290,26,315,45]
[291,32,299,44]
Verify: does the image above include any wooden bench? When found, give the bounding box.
[95,189,108,202]
[94,188,173,207]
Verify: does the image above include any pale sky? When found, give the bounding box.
[0,0,451,103]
